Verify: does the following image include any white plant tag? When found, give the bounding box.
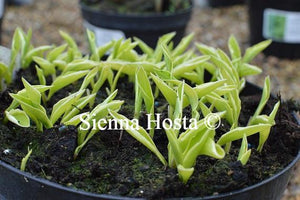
[0,0,4,18]
[83,20,125,47]
[263,8,300,44]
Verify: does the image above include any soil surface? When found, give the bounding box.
[0,69,299,199]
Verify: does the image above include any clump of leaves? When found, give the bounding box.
[3,28,280,184]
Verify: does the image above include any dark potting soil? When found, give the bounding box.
[0,68,299,199]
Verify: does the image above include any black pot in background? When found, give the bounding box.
[247,0,300,59]
[208,0,244,7]
[79,2,192,48]
[7,0,33,5]
[0,82,299,200]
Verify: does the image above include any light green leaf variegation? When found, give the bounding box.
[177,165,194,184]
[172,33,194,57]
[150,74,177,107]
[86,29,99,61]
[109,110,167,165]
[46,44,68,62]
[243,40,272,63]
[5,109,30,127]
[48,70,89,99]
[249,76,271,125]
[24,45,53,67]
[20,148,32,171]
[228,35,241,60]
[33,56,55,76]
[217,124,272,146]
[237,134,251,165]
[50,90,85,124]
[134,37,154,56]
[239,63,262,77]
[173,55,210,77]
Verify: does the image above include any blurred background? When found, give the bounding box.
[0,0,299,199]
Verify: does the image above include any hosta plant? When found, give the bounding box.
[0,28,293,198]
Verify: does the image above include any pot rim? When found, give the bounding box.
[79,0,193,19]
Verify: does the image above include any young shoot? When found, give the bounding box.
[164,111,226,183]
[5,109,30,128]
[237,134,251,165]
[247,76,280,152]
[8,78,52,131]
[20,147,32,172]
[134,67,155,137]
[109,110,167,166]
[63,90,124,158]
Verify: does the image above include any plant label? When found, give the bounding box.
[263,8,300,43]
[0,0,4,18]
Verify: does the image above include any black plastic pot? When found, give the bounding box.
[247,0,300,59]
[79,2,192,48]
[7,0,33,5]
[0,82,299,200]
[208,0,244,7]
